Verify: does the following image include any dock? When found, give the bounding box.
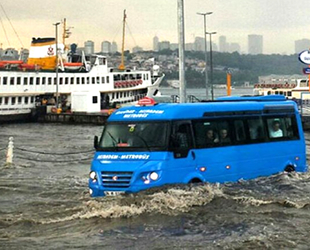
[37,113,109,125]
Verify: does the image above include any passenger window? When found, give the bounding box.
[234,120,246,142]
[267,117,299,140]
[267,118,284,138]
[193,120,231,148]
[248,117,265,141]
[173,123,192,149]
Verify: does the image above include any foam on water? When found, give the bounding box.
[38,183,224,224]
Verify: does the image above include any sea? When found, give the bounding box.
[1,88,310,250]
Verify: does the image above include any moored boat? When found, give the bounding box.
[0,17,164,122]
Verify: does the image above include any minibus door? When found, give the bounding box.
[169,122,197,182]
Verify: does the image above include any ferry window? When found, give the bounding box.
[18,97,22,104]
[267,91,271,95]
[3,77,7,85]
[92,96,98,104]
[11,97,16,105]
[102,77,105,84]
[25,97,29,104]
[59,78,63,85]
[65,77,69,85]
[76,78,80,84]
[87,77,90,84]
[36,77,40,85]
[97,77,100,84]
[17,77,21,85]
[287,91,292,97]
[80,78,84,84]
[53,77,56,85]
[300,80,307,87]
[23,78,28,85]
[0,97,2,105]
[70,77,74,85]
[31,97,34,103]
[4,97,9,105]
[30,77,34,85]
[48,78,52,85]
[234,120,246,143]
[114,75,119,81]
[247,117,265,141]
[10,77,15,85]
[92,77,96,84]
[107,76,109,83]
[42,77,46,85]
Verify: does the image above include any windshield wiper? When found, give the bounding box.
[106,131,119,150]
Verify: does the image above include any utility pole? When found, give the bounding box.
[206,32,216,100]
[178,0,186,103]
[197,12,212,100]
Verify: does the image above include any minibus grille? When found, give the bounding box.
[101,171,133,188]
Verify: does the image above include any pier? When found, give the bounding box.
[37,112,109,125]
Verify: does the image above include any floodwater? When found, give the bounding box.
[1,88,310,250]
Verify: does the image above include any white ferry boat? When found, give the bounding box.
[253,78,310,100]
[0,25,164,123]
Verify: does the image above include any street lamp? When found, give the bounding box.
[53,22,60,109]
[197,12,213,100]
[206,31,217,100]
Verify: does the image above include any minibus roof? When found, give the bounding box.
[109,95,298,122]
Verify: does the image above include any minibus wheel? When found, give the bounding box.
[189,178,202,183]
[284,165,295,173]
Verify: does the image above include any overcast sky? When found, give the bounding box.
[0,0,309,54]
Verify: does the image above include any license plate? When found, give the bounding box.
[104,191,125,196]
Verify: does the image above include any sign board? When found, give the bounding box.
[303,67,310,74]
[299,50,310,65]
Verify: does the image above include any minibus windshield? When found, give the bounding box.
[98,122,169,151]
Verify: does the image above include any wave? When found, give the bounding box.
[38,183,224,224]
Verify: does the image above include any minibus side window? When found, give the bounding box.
[233,120,246,143]
[266,116,299,140]
[247,117,266,142]
[192,119,231,148]
[172,123,193,149]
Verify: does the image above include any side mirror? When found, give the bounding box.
[94,135,99,149]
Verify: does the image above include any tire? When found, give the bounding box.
[284,165,295,173]
[189,178,202,184]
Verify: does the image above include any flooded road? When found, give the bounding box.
[1,123,310,249]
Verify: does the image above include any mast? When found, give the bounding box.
[118,9,126,70]
[62,18,66,45]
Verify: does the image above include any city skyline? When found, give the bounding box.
[1,0,310,55]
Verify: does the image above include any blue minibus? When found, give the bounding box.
[89,95,307,197]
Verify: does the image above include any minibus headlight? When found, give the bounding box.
[89,171,97,180]
[149,172,159,181]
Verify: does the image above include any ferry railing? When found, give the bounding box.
[300,92,310,117]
